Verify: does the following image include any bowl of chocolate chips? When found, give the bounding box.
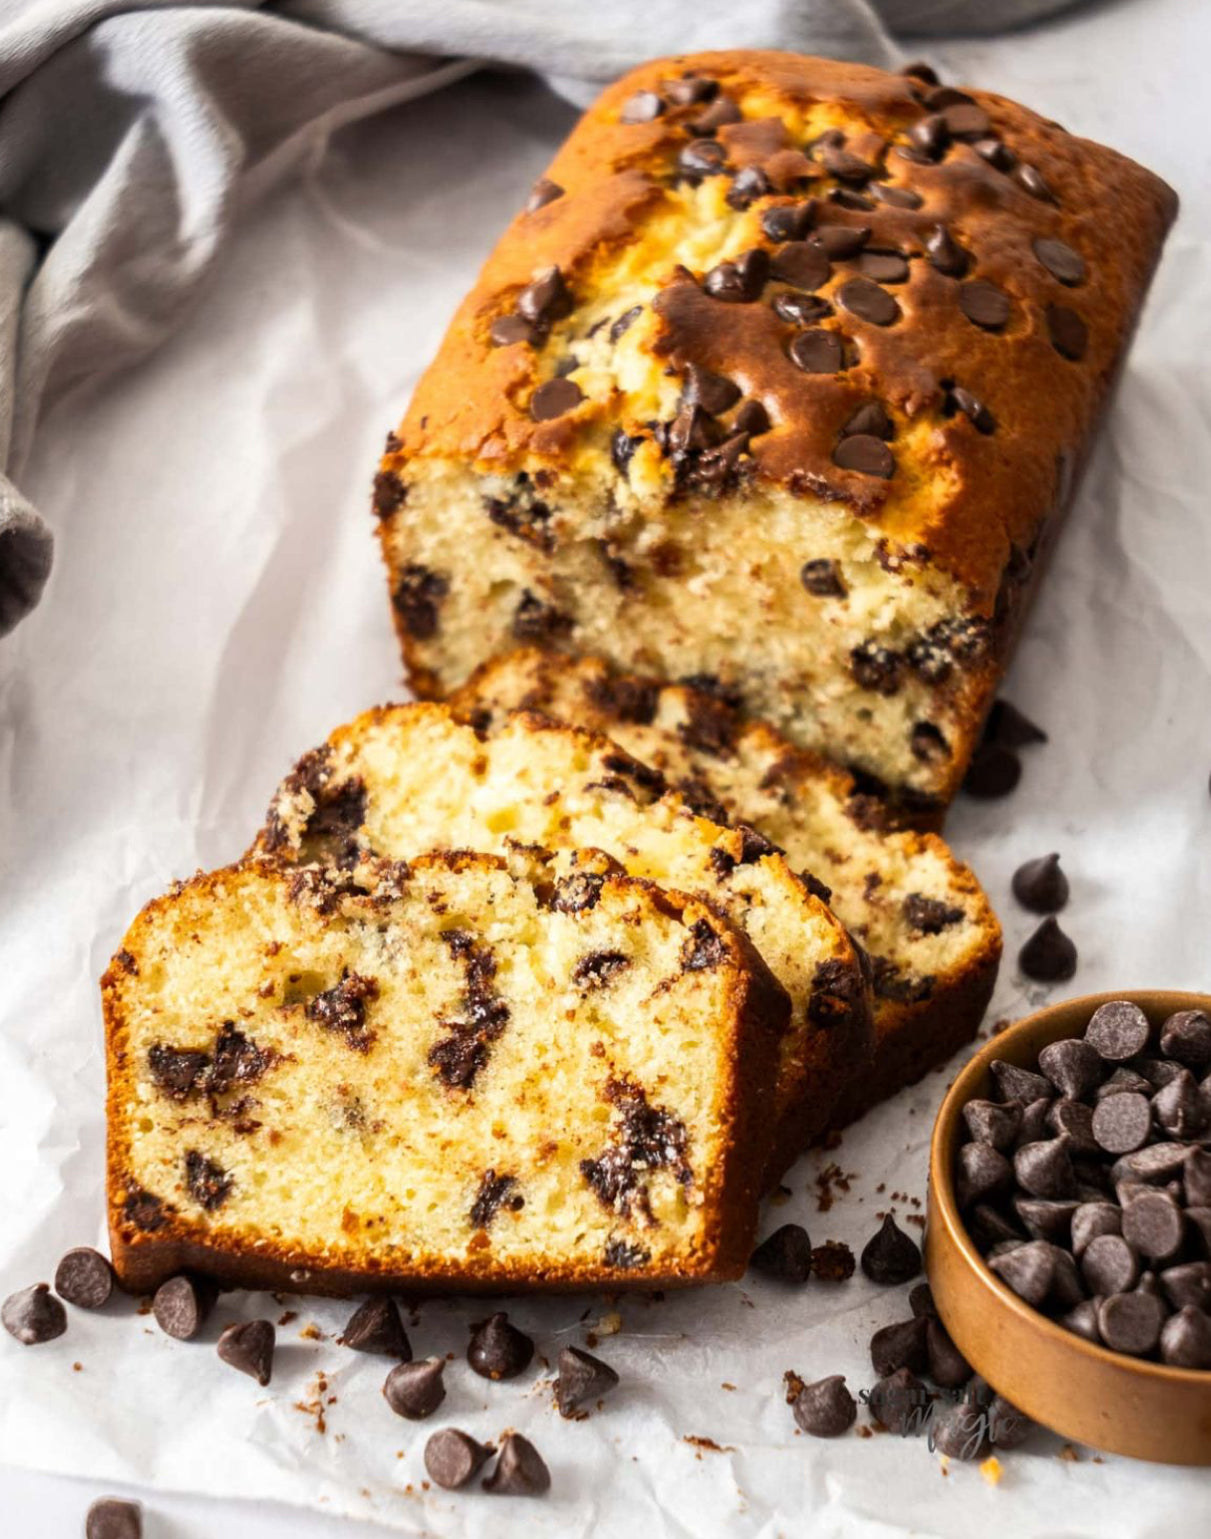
[927,991,1211,1465]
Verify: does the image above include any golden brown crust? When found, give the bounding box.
[104,854,786,1295]
[383,49,1176,607]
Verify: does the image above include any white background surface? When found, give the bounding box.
[2,0,1210,1533]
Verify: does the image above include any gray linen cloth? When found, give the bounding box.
[0,0,1087,635]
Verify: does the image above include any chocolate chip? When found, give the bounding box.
[932,1401,989,1461]
[963,1099,1021,1151]
[688,95,741,135]
[383,1356,445,1419]
[988,1395,1034,1450]
[679,139,728,182]
[1047,304,1087,360]
[811,1241,856,1281]
[517,266,570,325]
[1012,853,1070,914]
[858,251,909,284]
[484,1431,551,1496]
[1188,1152,1211,1208]
[963,743,1021,798]
[902,893,964,935]
[906,1282,935,1320]
[789,328,845,374]
[770,240,831,291]
[901,61,940,86]
[525,178,564,213]
[908,112,950,158]
[1154,1071,1207,1139]
[467,1311,534,1380]
[1047,1099,1100,1156]
[1017,1097,1056,1148]
[948,385,995,434]
[1161,1010,1211,1069]
[970,1205,1023,1249]
[1098,1290,1163,1355]
[1016,164,1056,202]
[818,143,879,184]
[955,1143,1012,1210]
[812,224,870,260]
[974,137,1016,171]
[216,1319,275,1386]
[703,249,769,302]
[959,279,1010,330]
[989,1239,1055,1307]
[860,1213,922,1285]
[1033,236,1085,286]
[1071,1202,1122,1257]
[392,562,449,641]
[54,1248,114,1310]
[942,102,990,140]
[762,201,815,242]
[750,1223,812,1284]
[1116,1141,1193,1183]
[871,181,924,209]
[850,641,902,696]
[148,1044,211,1098]
[424,1428,494,1490]
[868,1367,929,1433]
[871,1316,929,1377]
[833,433,895,478]
[1036,1038,1099,1100]
[925,223,968,277]
[372,469,405,517]
[1086,1000,1151,1061]
[342,1296,410,1358]
[620,90,664,124]
[989,1059,1052,1103]
[1122,1190,1184,1261]
[984,701,1047,751]
[2,1282,67,1345]
[1019,917,1077,982]
[490,314,541,348]
[556,1345,620,1417]
[1080,1233,1138,1295]
[1161,1261,1211,1311]
[1011,1197,1075,1244]
[512,588,573,643]
[1160,1306,1211,1368]
[85,1499,142,1539]
[664,75,718,107]
[791,1375,856,1437]
[531,376,583,421]
[727,166,771,210]
[185,1150,232,1211]
[1060,1297,1103,1344]
[1090,1091,1151,1155]
[1015,1136,1076,1200]
[152,1274,217,1341]
[837,277,899,326]
[733,399,771,436]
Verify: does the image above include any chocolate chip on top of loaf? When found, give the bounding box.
[253,702,872,1184]
[104,851,788,1295]
[450,648,1002,1126]
[374,50,1176,809]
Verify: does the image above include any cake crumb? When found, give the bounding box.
[299,1322,325,1341]
[596,1310,623,1337]
[1058,1444,1080,1462]
[683,1435,732,1454]
[980,1456,1003,1486]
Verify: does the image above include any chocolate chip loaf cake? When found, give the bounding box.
[374,51,1176,812]
[452,649,1002,1124]
[105,851,789,1294]
[253,703,872,1180]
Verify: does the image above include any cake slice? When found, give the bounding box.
[105,850,789,1295]
[450,649,1002,1126]
[254,704,872,1181]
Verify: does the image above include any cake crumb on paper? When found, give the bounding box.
[980,1457,1003,1486]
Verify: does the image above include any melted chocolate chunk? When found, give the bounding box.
[677,688,737,757]
[870,957,935,1004]
[580,1077,691,1216]
[209,1026,273,1094]
[586,673,658,725]
[551,870,605,913]
[306,972,379,1051]
[485,491,554,553]
[572,951,631,990]
[681,918,726,971]
[122,1189,168,1232]
[807,957,863,1026]
[902,893,965,934]
[611,428,643,474]
[850,641,903,696]
[604,1238,651,1269]
[511,589,573,642]
[185,1150,233,1211]
[372,470,405,518]
[469,1169,523,1228]
[392,564,449,640]
[428,1026,490,1089]
[148,1044,211,1099]
[525,177,564,213]
[800,557,846,597]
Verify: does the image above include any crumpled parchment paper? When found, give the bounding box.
[2,3,1209,1533]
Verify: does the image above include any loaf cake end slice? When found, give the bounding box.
[451,648,1002,1125]
[375,50,1176,813]
[254,702,873,1182]
[105,851,787,1295]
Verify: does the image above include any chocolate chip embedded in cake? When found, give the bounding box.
[374,50,1175,808]
[103,850,788,1295]
[250,699,870,1182]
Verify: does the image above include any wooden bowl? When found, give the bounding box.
[926,989,1211,1465]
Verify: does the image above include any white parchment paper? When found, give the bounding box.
[2,1,1210,1533]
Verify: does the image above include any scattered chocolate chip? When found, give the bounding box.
[793,1375,857,1436]
[152,1274,217,1341]
[556,1345,620,1417]
[1121,1190,1184,1261]
[959,279,1010,330]
[703,249,769,302]
[1098,1290,1163,1355]
[861,1213,921,1285]
[216,1319,275,1386]
[620,90,665,124]
[870,1316,929,1377]
[963,743,1021,798]
[762,201,815,242]
[1046,304,1088,360]
[1161,1010,1211,1069]
[869,1367,929,1433]
[932,1400,989,1461]
[788,328,845,374]
[1019,917,1077,982]
[54,1248,114,1310]
[812,224,870,260]
[85,1499,142,1539]
[841,402,893,440]
[384,1356,446,1419]
[988,1395,1034,1450]
[1013,853,1070,914]
[818,144,879,184]
[2,1282,67,1345]
[342,1296,411,1358]
[425,1428,494,1490]
[811,1241,856,1281]
[483,1431,551,1496]
[925,223,968,277]
[1060,1297,1103,1343]
[1161,1306,1211,1368]
[531,376,583,421]
[750,1223,812,1284]
[467,1311,534,1380]
[948,385,995,434]
[1016,164,1056,203]
[909,1282,937,1318]
[837,277,899,326]
[834,433,895,478]
[850,641,902,697]
[525,178,564,213]
[1086,1000,1151,1061]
